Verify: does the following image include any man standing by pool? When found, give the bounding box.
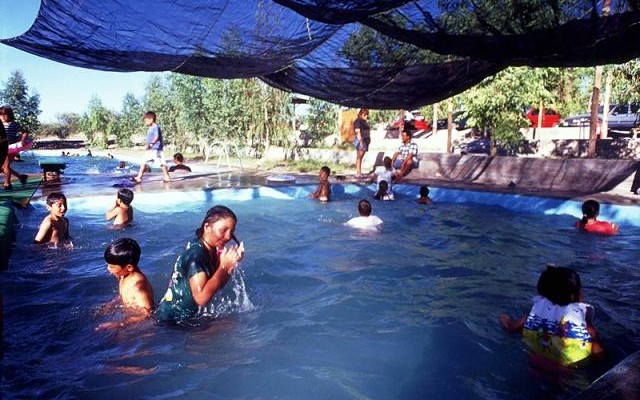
[132,111,171,184]
[391,126,419,181]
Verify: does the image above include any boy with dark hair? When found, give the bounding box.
[345,199,383,229]
[34,192,71,246]
[309,165,331,202]
[169,152,192,173]
[105,188,134,226]
[97,238,154,330]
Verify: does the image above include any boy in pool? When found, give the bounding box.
[105,188,134,226]
[345,199,383,229]
[309,165,331,202]
[34,192,71,247]
[499,265,604,366]
[168,152,192,173]
[417,185,432,204]
[97,238,154,330]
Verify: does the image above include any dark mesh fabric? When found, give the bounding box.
[2,0,640,108]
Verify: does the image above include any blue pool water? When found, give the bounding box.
[2,179,640,398]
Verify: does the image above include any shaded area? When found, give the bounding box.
[2,1,640,108]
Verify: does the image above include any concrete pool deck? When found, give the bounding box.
[78,149,640,207]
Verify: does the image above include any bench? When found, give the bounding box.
[39,159,67,181]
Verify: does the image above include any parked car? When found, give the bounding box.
[436,111,468,130]
[608,103,640,132]
[453,138,508,156]
[560,103,640,132]
[385,110,432,138]
[525,107,560,128]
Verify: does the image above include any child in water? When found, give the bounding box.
[345,199,383,229]
[97,238,154,330]
[105,188,134,226]
[576,199,618,235]
[417,185,432,204]
[374,180,394,201]
[499,265,604,366]
[34,192,71,247]
[309,165,331,202]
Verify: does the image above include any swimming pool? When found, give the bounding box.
[3,182,640,399]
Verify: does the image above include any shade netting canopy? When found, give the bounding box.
[3,0,640,109]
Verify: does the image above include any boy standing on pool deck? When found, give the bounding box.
[309,165,331,202]
[97,238,154,330]
[105,188,134,226]
[34,192,71,247]
[132,111,171,184]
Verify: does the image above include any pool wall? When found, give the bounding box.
[48,183,640,228]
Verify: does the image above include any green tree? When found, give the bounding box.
[117,93,144,147]
[168,74,210,151]
[610,59,640,103]
[0,70,41,133]
[303,98,338,146]
[460,67,546,152]
[80,96,116,148]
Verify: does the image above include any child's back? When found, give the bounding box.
[106,188,134,225]
[346,199,383,229]
[499,265,604,366]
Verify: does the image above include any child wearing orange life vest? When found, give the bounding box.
[576,199,618,235]
[499,265,604,366]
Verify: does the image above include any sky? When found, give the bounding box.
[0,0,156,123]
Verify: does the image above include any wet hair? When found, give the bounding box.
[357,108,369,118]
[46,192,67,207]
[196,205,237,238]
[580,199,600,228]
[537,265,582,306]
[357,199,372,216]
[144,111,157,121]
[104,237,141,267]
[420,185,430,197]
[383,156,392,170]
[374,180,389,200]
[173,152,184,163]
[117,188,134,205]
[0,106,16,122]
[320,165,331,176]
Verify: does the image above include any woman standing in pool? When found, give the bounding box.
[155,205,244,323]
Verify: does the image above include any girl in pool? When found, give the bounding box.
[373,180,393,201]
[576,199,618,235]
[155,205,244,323]
[499,265,604,366]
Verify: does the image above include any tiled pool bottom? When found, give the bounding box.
[4,183,640,399]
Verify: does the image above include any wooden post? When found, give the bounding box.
[432,103,438,139]
[447,98,453,154]
[588,66,602,158]
[601,70,612,139]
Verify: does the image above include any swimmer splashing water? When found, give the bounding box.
[155,205,250,324]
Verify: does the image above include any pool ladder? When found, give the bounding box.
[202,140,243,172]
